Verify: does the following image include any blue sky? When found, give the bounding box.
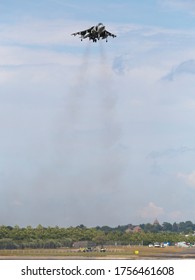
[1,0,195,227]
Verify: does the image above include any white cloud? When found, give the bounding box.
[169,210,183,220]
[177,171,195,187]
[0,18,97,48]
[138,202,164,219]
[163,59,195,80]
[147,146,195,159]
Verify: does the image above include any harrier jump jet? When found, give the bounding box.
[71,23,116,42]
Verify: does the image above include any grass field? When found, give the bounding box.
[0,246,192,259]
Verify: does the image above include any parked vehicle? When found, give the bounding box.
[175,242,190,248]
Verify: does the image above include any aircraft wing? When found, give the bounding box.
[71,26,94,36]
[104,30,117,38]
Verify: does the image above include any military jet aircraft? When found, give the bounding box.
[71,23,116,42]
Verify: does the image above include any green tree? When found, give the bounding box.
[162,222,172,232]
[92,231,107,245]
[172,222,179,232]
[184,221,194,233]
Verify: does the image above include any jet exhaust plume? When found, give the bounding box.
[66,42,91,125]
[7,42,125,227]
[95,43,124,198]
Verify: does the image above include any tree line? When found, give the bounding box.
[0,221,195,250]
[97,221,195,234]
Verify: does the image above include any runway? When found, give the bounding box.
[1,247,195,260]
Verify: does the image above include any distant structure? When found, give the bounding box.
[125,225,142,233]
[133,226,142,233]
[153,218,160,226]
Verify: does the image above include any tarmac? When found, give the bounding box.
[1,247,195,260]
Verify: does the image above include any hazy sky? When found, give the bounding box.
[1,0,195,227]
